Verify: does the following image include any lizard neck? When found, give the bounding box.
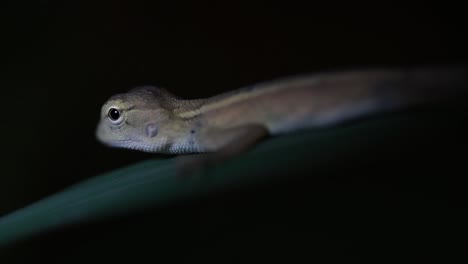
[146,99,207,153]
[169,98,207,119]
[169,78,294,119]
[145,117,203,154]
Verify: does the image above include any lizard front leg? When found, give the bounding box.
[175,124,269,175]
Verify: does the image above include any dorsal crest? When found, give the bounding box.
[129,86,179,100]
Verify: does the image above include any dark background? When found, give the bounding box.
[1,1,467,214]
[0,0,468,259]
[1,1,467,257]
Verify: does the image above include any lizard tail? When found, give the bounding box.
[376,64,468,110]
[309,65,468,128]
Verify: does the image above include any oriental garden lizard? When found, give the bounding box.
[95,66,468,172]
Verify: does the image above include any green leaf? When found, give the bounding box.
[0,107,464,249]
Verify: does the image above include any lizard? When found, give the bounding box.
[95,65,468,172]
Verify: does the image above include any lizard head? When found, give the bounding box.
[95,86,176,152]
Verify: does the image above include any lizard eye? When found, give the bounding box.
[108,108,121,122]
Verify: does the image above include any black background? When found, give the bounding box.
[1,1,467,261]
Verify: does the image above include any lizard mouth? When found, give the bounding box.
[101,138,142,148]
[105,139,159,152]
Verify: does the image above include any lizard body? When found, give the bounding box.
[96,66,467,169]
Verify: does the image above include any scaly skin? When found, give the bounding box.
[95,66,467,171]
